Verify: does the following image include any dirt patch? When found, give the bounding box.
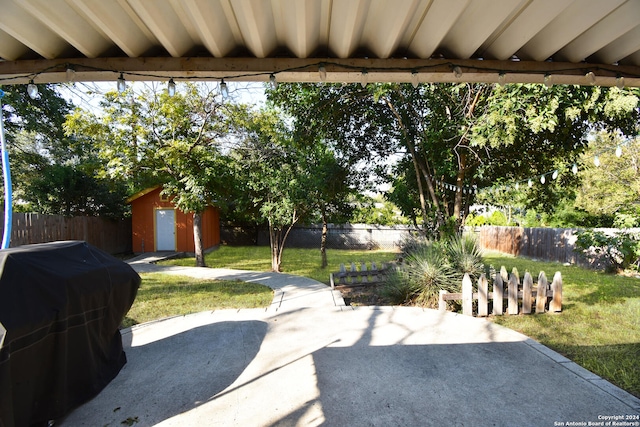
[337,284,394,306]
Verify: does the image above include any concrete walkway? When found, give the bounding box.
[59,254,640,426]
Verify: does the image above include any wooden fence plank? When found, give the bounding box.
[493,273,504,315]
[536,271,548,314]
[550,272,563,312]
[522,272,533,314]
[508,273,519,315]
[478,274,488,317]
[462,273,473,316]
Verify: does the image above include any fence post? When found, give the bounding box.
[439,290,447,312]
[522,272,533,314]
[350,262,357,284]
[536,271,548,314]
[549,272,563,312]
[478,273,488,317]
[508,273,519,315]
[360,262,368,283]
[493,272,504,315]
[462,273,473,316]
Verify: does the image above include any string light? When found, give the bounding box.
[552,170,559,180]
[540,175,546,184]
[66,66,76,83]
[411,70,419,88]
[616,75,625,89]
[528,179,533,188]
[593,155,600,167]
[167,78,176,96]
[117,73,126,93]
[220,79,229,98]
[616,146,622,157]
[269,73,277,90]
[572,163,578,174]
[318,64,327,82]
[586,71,596,86]
[360,70,368,88]
[544,73,553,88]
[27,80,38,99]
[498,72,506,86]
[452,66,462,78]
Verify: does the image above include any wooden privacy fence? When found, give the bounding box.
[439,267,562,317]
[1,212,132,254]
[330,262,390,289]
[472,226,578,265]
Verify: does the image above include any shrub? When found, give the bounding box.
[575,230,640,272]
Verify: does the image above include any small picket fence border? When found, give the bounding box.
[439,267,562,317]
[329,262,390,289]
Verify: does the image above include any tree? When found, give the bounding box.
[0,84,127,217]
[65,83,233,266]
[231,107,307,272]
[269,83,640,235]
[575,132,640,227]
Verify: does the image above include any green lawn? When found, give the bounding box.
[158,246,639,398]
[123,273,273,328]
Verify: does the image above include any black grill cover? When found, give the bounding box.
[0,241,140,427]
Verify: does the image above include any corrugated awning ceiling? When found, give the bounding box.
[0,0,639,86]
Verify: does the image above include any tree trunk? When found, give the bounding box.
[320,211,328,269]
[193,211,206,267]
[453,152,466,221]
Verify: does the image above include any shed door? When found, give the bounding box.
[155,209,176,251]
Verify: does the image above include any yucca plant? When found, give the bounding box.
[402,244,457,307]
[446,233,485,282]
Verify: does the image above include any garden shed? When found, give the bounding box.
[127,186,220,253]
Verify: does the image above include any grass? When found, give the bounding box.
[156,246,640,398]
[160,245,399,285]
[123,272,273,328]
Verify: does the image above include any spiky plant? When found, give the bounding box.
[402,244,457,308]
[446,234,485,282]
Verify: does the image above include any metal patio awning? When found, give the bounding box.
[0,0,639,87]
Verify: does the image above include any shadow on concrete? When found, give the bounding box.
[59,320,267,427]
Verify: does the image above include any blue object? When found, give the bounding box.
[0,93,12,250]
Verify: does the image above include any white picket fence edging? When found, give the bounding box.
[439,267,562,316]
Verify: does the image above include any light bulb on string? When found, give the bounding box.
[167,79,176,97]
[497,72,506,86]
[66,66,76,83]
[318,64,327,82]
[540,175,546,184]
[616,146,622,157]
[528,179,533,188]
[552,170,559,180]
[586,71,596,86]
[220,79,229,99]
[360,70,368,88]
[27,80,38,99]
[515,183,519,190]
[572,163,578,174]
[544,74,553,88]
[594,155,600,167]
[269,74,278,90]
[117,73,126,93]
[616,76,625,89]
[452,66,462,78]
[411,70,419,88]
